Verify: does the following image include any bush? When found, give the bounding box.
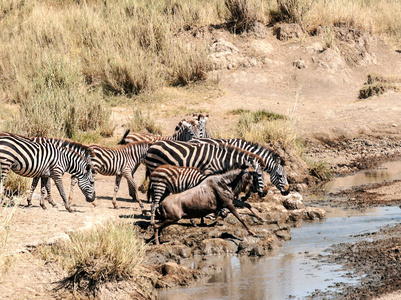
[128,109,163,135]
[37,221,148,296]
[309,161,332,181]
[224,0,258,33]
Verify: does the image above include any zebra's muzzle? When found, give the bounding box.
[280,185,290,196]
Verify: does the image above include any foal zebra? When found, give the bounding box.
[190,138,290,195]
[118,119,199,145]
[68,142,151,213]
[148,162,266,226]
[0,133,95,212]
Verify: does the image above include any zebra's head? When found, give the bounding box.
[77,162,96,202]
[270,161,290,196]
[250,159,268,197]
[174,119,199,141]
[193,113,210,138]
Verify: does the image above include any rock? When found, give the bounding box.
[282,192,305,210]
[237,235,281,256]
[274,23,303,41]
[209,38,243,70]
[293,58,306,69]
[154,262,203,288]
[193,238,238,255]
[146,241,192,264]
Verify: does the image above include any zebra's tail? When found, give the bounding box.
[118,129,131,145]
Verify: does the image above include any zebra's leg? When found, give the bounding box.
[125,172,145,214]
[52,176,73,213]
[43,177,57,208]
[26,177,40,207]
[150,186,167,227]
[112,175,123,209]
[68,177,78,205]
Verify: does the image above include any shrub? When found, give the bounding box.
[224,0,258,33]
[36,221,148,296]
[309,161,332,181]
[128,109,162,135]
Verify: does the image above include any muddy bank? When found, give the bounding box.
[312,223,401,299]
[304,136,401,175]
[138,191,326,290]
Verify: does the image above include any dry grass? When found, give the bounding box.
[0,197,20,276]
[309,161,332,181]
[128,109,163,135]
[36,221,150,297]
[233,109,298,149]
[3,172,30,197]
[359,73,401,99]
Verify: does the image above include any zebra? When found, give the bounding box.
[192,113,212,138]
[69,142,151,213]
[144,140,268,203]
[118,119,199,145]
[174,114,212,139]
[0,133,95,212]
[0,133,94,206]
[189,138,290,196]
[148,162,266,226]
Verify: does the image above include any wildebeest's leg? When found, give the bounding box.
[42,177,57,208]
[26,177,40,207]
[154,218,176,245]
[233,199,265,222]
[52,175,73,213]
[225,203,257,236]
[124,171,145,214]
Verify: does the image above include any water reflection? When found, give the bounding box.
[326,160,401,191]
[159,160,401,300]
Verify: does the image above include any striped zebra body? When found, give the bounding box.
[145,140,268,199]
[0,133,95,205]
[0,133,95,212]
[190,138,290,195]
[118,120,199,145]
[148,165,206,225]
[84,142,150,212]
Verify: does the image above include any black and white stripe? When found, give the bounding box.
[190,138,290,195]
[85,142,151,212]
[193,113,212,138]
[118,119,199,145]
[144,140,268,197]
[0,133,95,212]
[148,165,206,225]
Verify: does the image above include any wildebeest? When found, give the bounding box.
[153,166,258,245]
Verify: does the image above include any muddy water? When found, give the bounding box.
[325,160,401,192]
[159,161,401,300]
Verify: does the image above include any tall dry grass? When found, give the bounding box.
[1,0,401,142]
[0,197,20,276]
[37,221,150,296]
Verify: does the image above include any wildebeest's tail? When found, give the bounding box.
[118,129,130,145]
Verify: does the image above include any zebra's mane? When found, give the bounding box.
[118,129,131,145]
[53,138,94,157]
[217,142,267,169]
[235,139,286,166]
[91,141,152,151]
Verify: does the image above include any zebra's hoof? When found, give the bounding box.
[40,205,47,210]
